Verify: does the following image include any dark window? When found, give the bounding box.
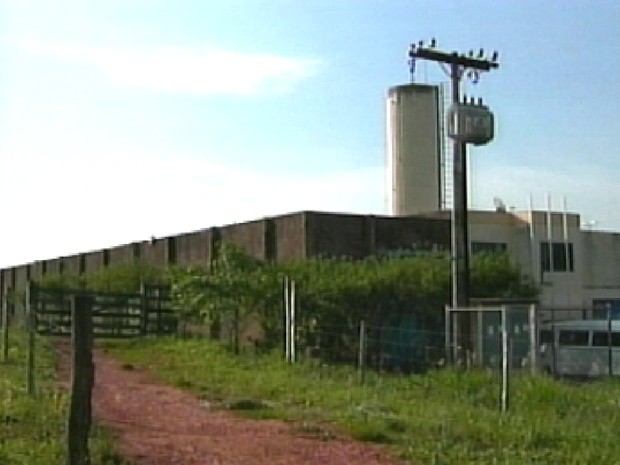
[540,242,551,272]
[103,249,110,267]
[540,330,554,344]
[472,242,507,255]
[559,330,589,346]
[593,332,620,347]
[79,255,86,275]
[593,332,608,347]
[552,242,574,272]
[593,300,620,320]
[541,241,574,272]
[41,261,47,276]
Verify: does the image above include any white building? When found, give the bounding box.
[422,208,620,317]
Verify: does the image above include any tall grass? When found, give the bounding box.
[105,337,620,465]
[0,329,129,465]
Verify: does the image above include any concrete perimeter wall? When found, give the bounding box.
[0,211,450,302]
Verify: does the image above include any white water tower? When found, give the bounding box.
[386,83,442,215]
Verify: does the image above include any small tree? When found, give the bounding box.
[470,252,537,299]
[169,244,282,351]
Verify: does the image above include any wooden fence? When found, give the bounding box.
[31,283,177,338]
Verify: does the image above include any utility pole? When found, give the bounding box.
[408,40,499,310]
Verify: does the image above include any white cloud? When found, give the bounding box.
[24,41,320,95]
[0,146,382,267]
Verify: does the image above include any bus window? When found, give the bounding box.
[540,330,554,344]
[559,330,588,346]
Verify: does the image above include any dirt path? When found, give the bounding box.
[57,342,410,465]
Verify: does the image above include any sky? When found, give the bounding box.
[1,0,619,268]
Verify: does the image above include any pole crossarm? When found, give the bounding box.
[409,45,499,72]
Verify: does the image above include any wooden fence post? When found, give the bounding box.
[156,286,163,335]
[2,294,8,363]
[66,294,94,465]
[140,282,148,336]
[26,283,35,395]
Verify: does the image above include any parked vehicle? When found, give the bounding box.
[539,320,620,377]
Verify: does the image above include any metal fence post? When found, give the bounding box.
[2,294,8,363]
[551,309,557,376]
[476,310,483,367]
[452,308,459,365]
[444,306,451,366]
[284,277,290,361]
[500,306,510,412]
[529,304,538,375]
[358,320,366,385]
[26,283,35,396]
[290,280,296,364]
[608,304,613,377]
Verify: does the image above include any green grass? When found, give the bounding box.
[0,329,130,465]
[102,337,620,465]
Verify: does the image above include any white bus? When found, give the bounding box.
[539,320,620,378]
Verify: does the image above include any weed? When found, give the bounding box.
[0,329,128,465]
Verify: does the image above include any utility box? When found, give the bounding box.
[447,102,494,146]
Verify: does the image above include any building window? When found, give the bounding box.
[559,330,588,346]
[592,332,620,347]
[593,300,620,320]
[540,241,574,272]
[471,242,507,255]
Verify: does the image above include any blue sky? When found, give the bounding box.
[1,0,619,267]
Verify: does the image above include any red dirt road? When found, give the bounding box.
[81,348,411,465]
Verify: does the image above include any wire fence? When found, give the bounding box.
[0,314,70,464]
[0,295,127,465]
[4,279,620,463]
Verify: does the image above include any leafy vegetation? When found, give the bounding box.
[104,336,620,465]
[0,329,130,464]
[168,244,537,359]
[37,261,166,293]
